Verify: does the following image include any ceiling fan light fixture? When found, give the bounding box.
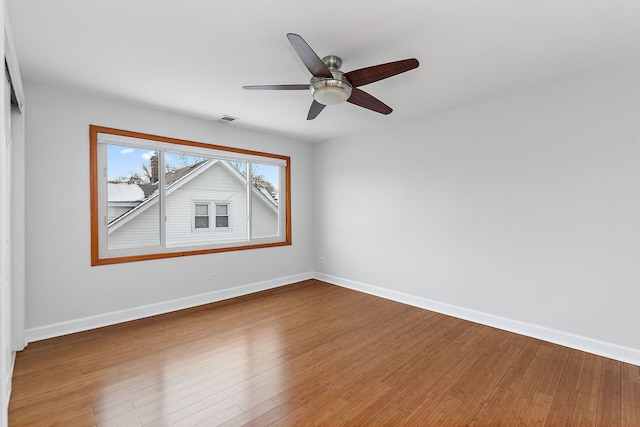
[310,77,352,105]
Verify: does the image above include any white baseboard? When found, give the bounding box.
[24,271,640,366]
[314,272,640,367]
[25,272,313,343]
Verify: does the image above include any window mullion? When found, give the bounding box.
[97,142,108,256]
[159,151,167,248]
[246,161,252,242]
[278,165,283,235]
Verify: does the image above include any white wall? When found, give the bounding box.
[10,105,24,352]
[0,80,8,427]
[2,2,25,422]
[23,82,314,338]
[314,60,640,363]
[0,7,9,421]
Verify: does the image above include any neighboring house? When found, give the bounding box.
[107,159,279,250]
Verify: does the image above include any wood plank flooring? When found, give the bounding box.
[9,279,640,426]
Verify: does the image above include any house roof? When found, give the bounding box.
[139,160,210,198]
[108,183,145,202]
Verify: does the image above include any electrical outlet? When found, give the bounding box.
[318,257,325,264]
[208,273,218,280]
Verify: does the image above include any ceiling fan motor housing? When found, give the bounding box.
[310,56,353,105]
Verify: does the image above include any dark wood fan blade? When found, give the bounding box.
[307,100,326,120]
[286,33,333,79]
[243,84,309,90]
[347,88,392,115]
[344,58,419,87]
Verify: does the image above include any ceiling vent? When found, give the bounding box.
[218,115,238,124]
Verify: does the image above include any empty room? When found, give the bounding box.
[1,0,640,425]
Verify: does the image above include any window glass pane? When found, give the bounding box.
[164,155,247,248]
[228,161,247,176]
[194,216,209,229]
[195,204,208,216]
[216,216,229,228]
[106,144,161,249]
[215,204,228,215]
[251,163,280,238]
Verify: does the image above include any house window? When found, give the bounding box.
[192,202,229,230]
[194,203,210,230]
[90,125,291,265]
[215,203,229,228]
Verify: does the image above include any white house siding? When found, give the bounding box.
[107,202,161,249]
[108,203,139,222]
[165,162,248,247]
[251,192,278,238]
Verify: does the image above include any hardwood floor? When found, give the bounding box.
[9,279,640,426]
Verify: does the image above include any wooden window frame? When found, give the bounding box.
[90,125,292,266]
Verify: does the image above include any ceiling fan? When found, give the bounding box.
[243,33,419,120]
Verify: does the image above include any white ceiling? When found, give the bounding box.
[6,0,640,143]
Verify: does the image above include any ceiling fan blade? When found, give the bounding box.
[347,88,393,115]
[243,84,310,90]
[344,58,419,87]
[286,33,333,79]
[307,100,326,120]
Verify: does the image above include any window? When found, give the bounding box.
[192,202,229,231]
[194,202,210,230]
[90,125,291,265]
[215,203,229,228]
